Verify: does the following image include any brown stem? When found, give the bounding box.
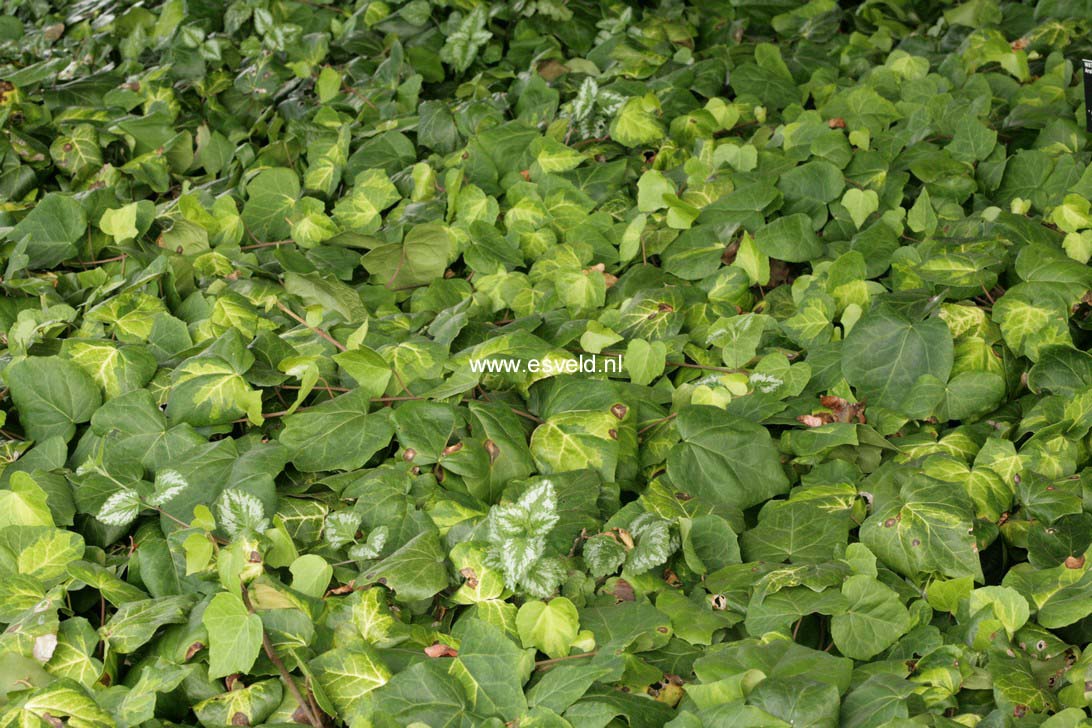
[280,384,351,392]
[150,504,227,545]
[151,504,199,531]
[637,411,677,437]
[71,254,128,266]
[241,240,293,250]
[241,584,324,728]
[509,408,544,424]
[276,302,347,352]
[341,83,379,110]
[391,369,415,398]
[573,135,610,148]
[232,395,431,423]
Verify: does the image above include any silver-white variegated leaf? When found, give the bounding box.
[97,488,142,527]
[216,489,269,537]
[570,78,598,123]
[519,556,566,599]
[324,511,361,550]
[349,525,389,561]
[626,513,679,574]
[148,469,189,506]
[488,479,558,541]
[583,533,627,578]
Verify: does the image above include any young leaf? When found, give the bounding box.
[517,597,580,659]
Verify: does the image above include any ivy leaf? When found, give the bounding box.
[667,406,790,511]
[6,357,102,443]
[241,168,300,241]
[363,530,450,602]
[610,95,664,148]
[167,354,263,427]
[517,597,580,659]
[193,679,282,727]
[373,660,480,726]
[860,472,983,582]
[360,223,456,289]
[50,124,102,178]
[754,213,822,262]
[583,534,626,578]
[8,194,86,268]
[202,592,263,679]
[842,306,953,415]
[451,618,530,720]
[623,338,667,386]
[98,202,153,244]
[99,596,195,654]
[310,646,392,718]
[278,389,394,472]
[841,189,879,230]
[440,7,492,73]
[830,575,911,660]
[332,169,400,233]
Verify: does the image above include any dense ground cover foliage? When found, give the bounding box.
[3,0,1092,725]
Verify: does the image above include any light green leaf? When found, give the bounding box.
[361,222,456,289]
[99,596,195,654]
[841,188,879,230]
[290,554,333,598]
[202,592,264,679]
[860,473,983,582]
[310,645,392,714]
[610,95,664,148]
[624,338,666,386]
[517,597,580,660]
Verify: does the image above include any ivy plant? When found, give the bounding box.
[2,0,1092,726]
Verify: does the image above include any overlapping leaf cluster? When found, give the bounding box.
[3,0,1092,725]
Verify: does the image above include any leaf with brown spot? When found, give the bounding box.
[424,642,459,658]
[610,578,635,602]
[797,414,827,427]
